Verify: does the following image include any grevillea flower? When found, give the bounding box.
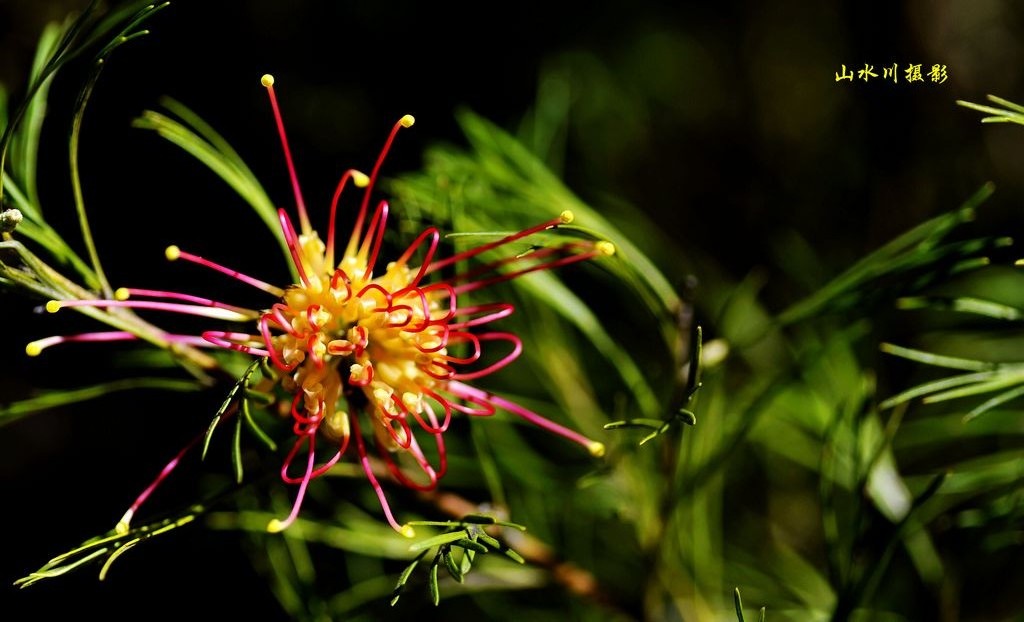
[30,75,612,536]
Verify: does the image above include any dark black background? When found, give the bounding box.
[2,0,1023,619]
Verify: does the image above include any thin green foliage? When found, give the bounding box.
[10,22,60,209]
[605,323,702,445]
[391,515,527,606]
[0,0,157,201]
[777,183,996,326]
[200,357,278,483]
[68,2,171,297]
[0,376,198,427]
[203,358,262,458]
[896,295,1024,320]
[957,94,1024,126]
[881,263,1024,422]
[0,3,220,391]
[16,504,205,588]
[133,99,293,277]
[734,587,767,622]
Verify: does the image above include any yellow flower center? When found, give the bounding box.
[266,232,448,446]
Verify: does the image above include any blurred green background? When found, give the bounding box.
[2,1,1024,620]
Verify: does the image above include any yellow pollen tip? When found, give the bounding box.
[45,300,62,313]
[399,114,415,128]
[400,524,416,538]
[588,441,607,458]
[352,170,370,188]
[596,241,616,256]
[261,74,275,87]
[25,342,43,357]
[114,287,131,301]
[266,519,287,533]
[165,245,181,261]
[559,210,575,224]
